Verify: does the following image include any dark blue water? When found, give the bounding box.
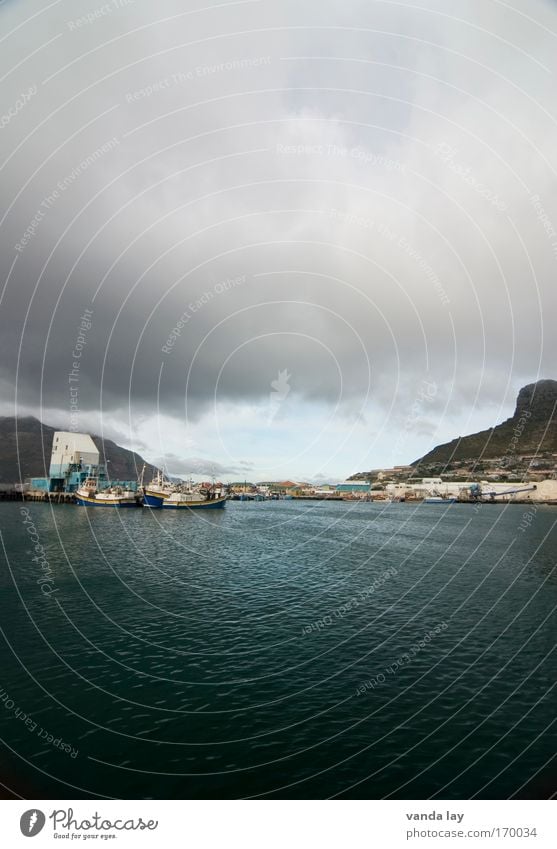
[1,500,556,799]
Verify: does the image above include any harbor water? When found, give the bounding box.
[0,500,555,799]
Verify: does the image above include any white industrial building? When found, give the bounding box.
[385,478,557,503]
[49,431,100,478]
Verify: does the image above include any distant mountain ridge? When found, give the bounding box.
[0,416,158,483]
[413,380,557,467]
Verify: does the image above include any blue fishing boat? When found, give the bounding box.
[142,469,227,510]
[161,490,226,510]
[142,470,171,508]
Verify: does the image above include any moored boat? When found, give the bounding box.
[161,492,227,509]
[74,478,139,507]
[141,469,227,509]
[161,482,226,509]
[142,470,172,508]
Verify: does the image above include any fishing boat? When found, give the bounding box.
[142,468,226,510]
[74,477,139,507]
[142,469,172,508]
[161,490,227,510]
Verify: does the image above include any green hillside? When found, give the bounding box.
[413,380,557,467]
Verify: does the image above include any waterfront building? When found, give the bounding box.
[385,478,557,502]
[27,431,137,494]
[336,481,371,494]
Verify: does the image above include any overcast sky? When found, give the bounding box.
[1,0,556,480]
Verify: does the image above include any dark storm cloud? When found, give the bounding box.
[1,0,557,435]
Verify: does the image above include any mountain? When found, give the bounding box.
[413,380,557,468]
[0,416,158,484]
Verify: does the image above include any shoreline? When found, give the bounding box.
[3,492,557,507]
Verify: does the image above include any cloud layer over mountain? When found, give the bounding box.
[1,0,557,477]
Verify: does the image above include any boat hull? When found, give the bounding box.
[143,491,166,508]
[74,495,138,507]
[160,496,227,510]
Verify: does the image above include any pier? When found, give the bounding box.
[0,489,24,501]
[1,488,74,503]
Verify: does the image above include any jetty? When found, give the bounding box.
[0,486,73,503]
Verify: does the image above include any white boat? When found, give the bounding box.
[161,489,226,510]
[75,477,138,507]
[142,471,226,510]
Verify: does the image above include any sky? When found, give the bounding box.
[1,0,557,481]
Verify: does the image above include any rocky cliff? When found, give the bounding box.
[413,380,557,467]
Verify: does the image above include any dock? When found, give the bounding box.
[0,489,75,504]
[0,489,24,501]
